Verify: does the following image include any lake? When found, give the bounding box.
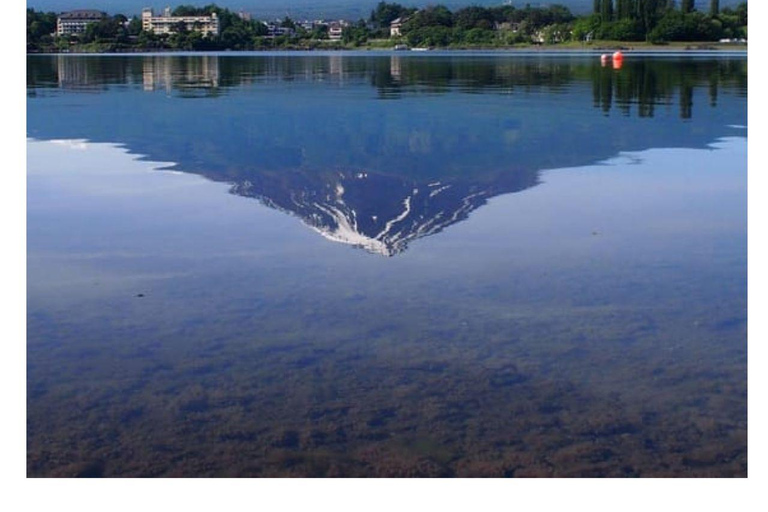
[27,52,747,477]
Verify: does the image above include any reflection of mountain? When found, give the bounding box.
[27,54,747,254]
[228,169,537,256]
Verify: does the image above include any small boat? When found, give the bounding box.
[394,44,409,51]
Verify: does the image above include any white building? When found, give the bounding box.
[328,21,344,41]
[141,7,220,36]
[56,10,106,36]
[390,17,407,37]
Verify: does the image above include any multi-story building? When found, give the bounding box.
[328,21,344,41]
[56,10,106,36]
[141,7,220,36]
[389,17,408,37]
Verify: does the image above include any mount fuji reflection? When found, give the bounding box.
[226,167,537,256]
[27,54,746,255]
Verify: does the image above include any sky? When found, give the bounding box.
[27,1,742,20]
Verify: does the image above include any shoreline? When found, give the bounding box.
[27,44,747,57]
[27,38,747,56]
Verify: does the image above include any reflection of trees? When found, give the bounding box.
[709,74,718,108]
[680,83,693,120]
[29,54,747,121]
[26,55,143,91]
[590,59,746,119]
[370,57,577,97]
[27,54,747,182]
[370,57,746,121]
[26,57,59,91]
[28,55,221,94]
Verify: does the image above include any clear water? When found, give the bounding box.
[27,53,747,477]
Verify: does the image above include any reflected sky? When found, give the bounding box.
[28,135,746,302]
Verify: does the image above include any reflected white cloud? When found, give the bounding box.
[49,139,89,150]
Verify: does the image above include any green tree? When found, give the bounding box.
[710,0,720,16]
[136,29,164,49]
[82,16,120,43]
[369,2,416,27]
[253,22,269,37]
[310,24,328,39]
[637,0,666,39]
[27,9,57,41]
[221,25,251,49]
[648,8,722,41]
[342,19,371,46]
[172,20,189,34]
[735,2,747,26]
[453,6,495,30]
[127,16,143,36]
[27,8,58,51]
[403,5,454,31]
[572,14,601,41]
[616,0,633,19]
[172,5,204,16]
[460,27,496,44]
[601,0,614,21]
[405,25,453,46]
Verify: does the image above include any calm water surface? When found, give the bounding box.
[27,53,747,477]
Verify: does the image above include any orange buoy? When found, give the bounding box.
[612,58,623,70]
[613,51,624,61]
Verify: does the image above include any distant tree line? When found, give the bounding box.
[27,1,748,53]
[368,2,577,47]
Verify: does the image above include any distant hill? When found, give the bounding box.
[28,0,744,19]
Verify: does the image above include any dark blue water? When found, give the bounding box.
[27,53,747,477]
